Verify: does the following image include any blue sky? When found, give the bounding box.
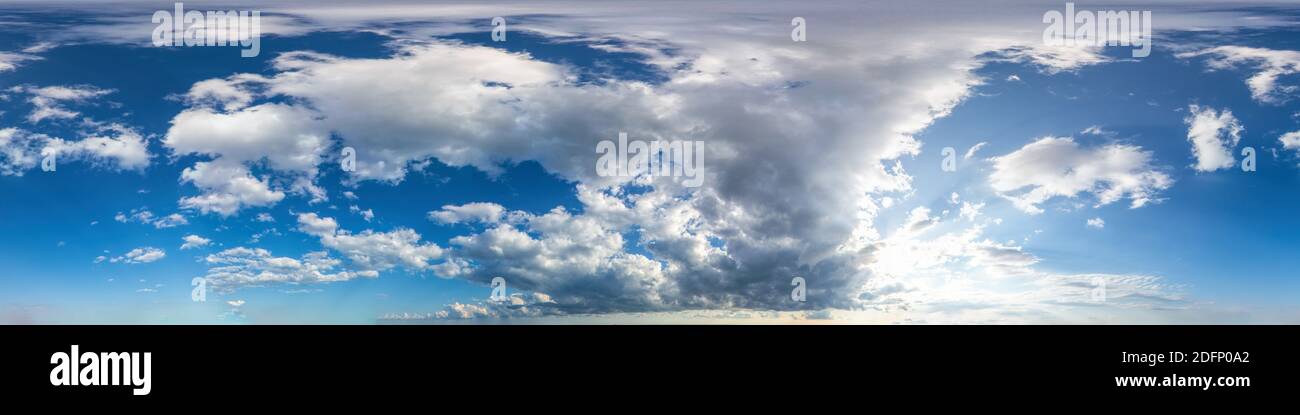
[912,29,1300,307]
[2,1,1300,323]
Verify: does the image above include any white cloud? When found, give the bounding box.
[0,128,43,175]
[902,206,939,233]
[989,136,1172,214]
[296,213,443,273]
[43,124,151,171]
[296,212,338,235]
[1279,131,1300,157]
[178,160,285,216]
[22,42,57,53]
[181,235,212,250]
[963,142,987,160]
[429,202,506,224]
[153,213,188,228]
[200,247,373,293]
[1087,217,1105,229]
[19,85,113,123]
[0,125,150,175]
[993,44,1109,74]
[248,228,281,244]
[1081,125,1110,136]
[114,208,147,223]
[959,201,984,222]
[149,1,1268,319]
[182,75,263,111]
[348,204,374,221]
[437,205,671,312]
[0,52,38,72]
[1178,46,1300,104]
[114,207,188,229]
[164,103,328,173]
[111,247,166,264]
[1184,105,1243,172]
[418,293,559,320]
[165,103,330,215]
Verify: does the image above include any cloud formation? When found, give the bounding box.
[1184,105,1243,172]
[146,0,1272,321]
[115,207,188,229]
[200,247,371,293]
[1278,131,1300,157]
[181,235,211,250]
[0,124,149,175]
[111,247,166,264]
[16,85,114,123]
[989,136,1172,214]
[1179,46,1300,104]
[296,213,444,273]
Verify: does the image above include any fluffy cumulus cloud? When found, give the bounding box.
[43,124,150,170]
[110,247,166,264]
[351,206,374,222]
[1277,130,1300,161]
[180,234,211,250]
[296,213,443,273]
[177,160,285,216]
[1087,217,1105,229]
[1184,105,1243,172]
[165,102,329,174]
[181,74,261,112]
[988,137,1173,214]
[0,124,149,175]
[959,202,984,222]
[200,247,372,293]
[0,128,43,175]
[0,85,149,174]
[165,101,330,216]
[435,202,674,313]
[1178,46,1300,104]
[429,202,507,225]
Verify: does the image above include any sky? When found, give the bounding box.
[1,0,1300,324]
